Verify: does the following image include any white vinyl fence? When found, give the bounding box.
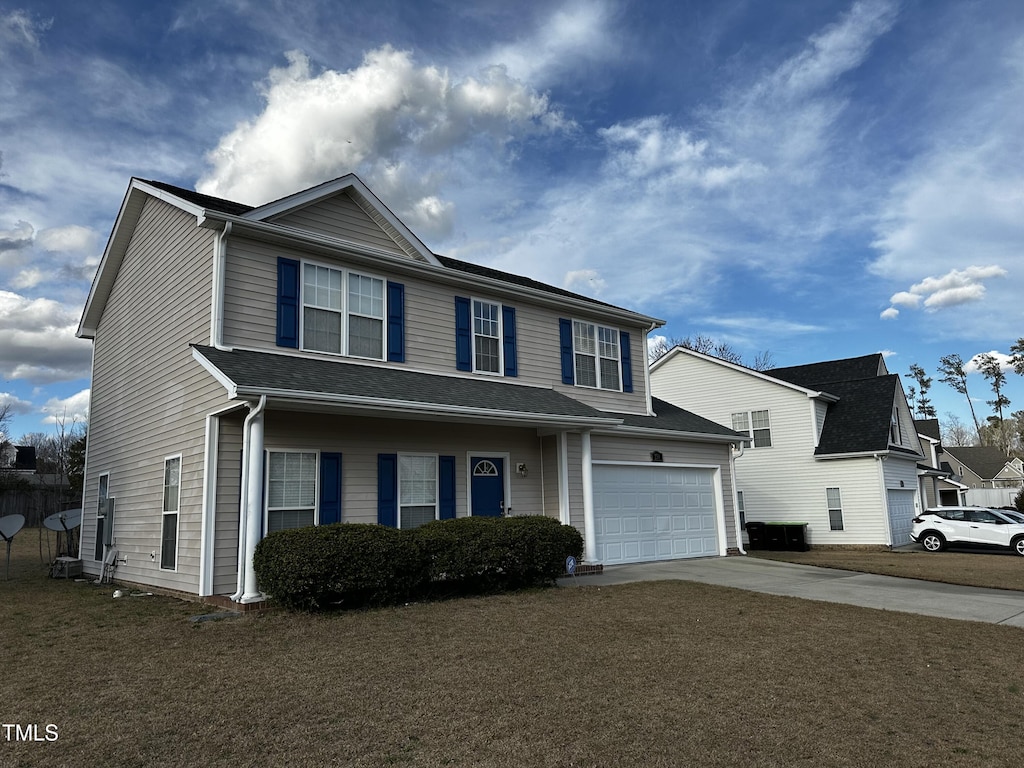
[965,487,1022,508]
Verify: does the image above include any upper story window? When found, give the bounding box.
[473,300,502,374]
[302,262,385,360]
[889,408,902,445]
[573,320,621,391]
[732,410,772,448]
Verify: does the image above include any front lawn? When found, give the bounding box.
[2,529,1022,767]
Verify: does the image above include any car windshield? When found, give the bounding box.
[1000,510,1024,524]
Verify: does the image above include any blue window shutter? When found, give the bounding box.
[559,318,574,385]
[319,453,342,525]
[387,281,405,362]
[276,257,300,348]
[502,305,518,377]
[620,331,633,393]
[455,296,472,371]
[439,456,456,520]
[377,454,398,527]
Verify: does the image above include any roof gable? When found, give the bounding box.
[767,353,888,388]
[942,445,1022,480]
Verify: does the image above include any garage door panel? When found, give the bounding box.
[887,489,916,547]
[594,465,719,565]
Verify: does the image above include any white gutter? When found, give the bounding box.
[211,221,232,350]
[875,453,894,548]
[731,441,746,555]
[232,396,266,602]
[581,430,596,562]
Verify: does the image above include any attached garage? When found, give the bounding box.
[887,489,916,547]
[592,464,721,565]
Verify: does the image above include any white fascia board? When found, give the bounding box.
[78,179,208,339]
[231,386,622,430]
[191,347,238,397]
[595,424,746,445]
[240,173,440,266]
[198,212,661,328]
[815,449,924,461]
[650,346,832,399]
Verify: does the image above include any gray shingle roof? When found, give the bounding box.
[811,375,900,455]
[194,346,611,422]
[915,418,941,441]
[941,446,1017,480]
[768,354,885,388]
[609,398,744,440]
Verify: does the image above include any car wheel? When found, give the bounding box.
[1013,537,1024,557]
[921,532,945,552]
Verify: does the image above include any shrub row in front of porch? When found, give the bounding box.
[253,515,584,611]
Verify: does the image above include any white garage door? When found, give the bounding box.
[887,489,916,547]
[593,465,719,565]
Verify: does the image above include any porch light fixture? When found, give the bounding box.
[516,463,528,478]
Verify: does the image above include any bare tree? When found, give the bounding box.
[1011,337,1024,376]
[937,354,982,444]
[940,412,975,447]
[649,334,773,370]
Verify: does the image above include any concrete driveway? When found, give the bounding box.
[562,556,1024,627]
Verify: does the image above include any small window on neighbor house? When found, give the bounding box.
[826,487,844,531]
[161,456,181,570]
[737,490,746,531]
[267,451,317,533]
[732,410,772,448]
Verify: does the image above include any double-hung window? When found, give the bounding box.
[732,410,772,448]
[826,487,844,531]
[573,320,621,390]
[398,454,438,529]
[473,300,501,374]
[302,263,385,359]
[161,456,181,570]
[267,451,317,533]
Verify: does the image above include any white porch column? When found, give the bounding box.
[558,431,570,525]
[240,404,266,603]
[581,430,596,562]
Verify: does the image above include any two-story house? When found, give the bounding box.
[76,175,745,603]
[650,348,925,547]
[914,418,966,508]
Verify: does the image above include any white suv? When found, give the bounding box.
[911,507,1024,556]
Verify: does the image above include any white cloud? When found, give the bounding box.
[882,265,1006,316]
[564,269,606,294]
[0,391,33,415]
[0,291,92,383]
[880,349,896,359]
[11,268,45,290]
[36,225,97,253]
[880,307,899,320]
[965,350,1014,375]
[0,220,34,253]
[41,389,90,426]
[0,9,52,58]
[197,46,570,238]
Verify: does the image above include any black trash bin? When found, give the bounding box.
[745,521,767,550]
[765,522,810,552]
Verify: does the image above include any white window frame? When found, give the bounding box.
[572,319,622,391]
[826,487,844,531]
[471,298,503,375]
[732,409,772,448]
[890,408,902,445]
[95,472,110,562]
[398,453,439,530]
[160,455,182,571]
[299,259,387,361]
[265,450,319,534]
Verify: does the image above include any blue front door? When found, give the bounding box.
[471,457,505,517]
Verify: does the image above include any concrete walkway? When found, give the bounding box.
[561,556,1024,627]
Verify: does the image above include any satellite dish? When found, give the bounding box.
[1,514,25,580]
[44,508,83,531]
[0,514,25,540]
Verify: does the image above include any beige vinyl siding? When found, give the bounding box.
[257,412,547,525]
[565,433,585,533]
[591,434,737,551]
[269,193,408,256]
[651,353,894,545]
[221,234,651,414]
[540,434,559,518]
[81,198,227,593]
[212,415,243,596]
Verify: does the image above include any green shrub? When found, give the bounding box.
[253,516,584,611]
[253,523,427,611]
[1015,487,1024,514]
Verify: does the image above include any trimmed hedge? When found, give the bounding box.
[253,515,584,611]
[252,523,428,611]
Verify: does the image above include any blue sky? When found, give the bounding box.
[1,0,1022,442]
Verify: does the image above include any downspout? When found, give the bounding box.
[581,430,596,562]
[211,221,232,351]
[240,396,268,603]
[231,395,266,602]
[731,441,747,554]
[875,453,893,547]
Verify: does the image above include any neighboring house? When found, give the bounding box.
[914,419,966,508]
[650,349,925,547]
[0,445,37,471]
[941,446,1024,490]
[76,175,745,603]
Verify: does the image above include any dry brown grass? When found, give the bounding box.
[751,546,1024,591]
[3,529,1024,767]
